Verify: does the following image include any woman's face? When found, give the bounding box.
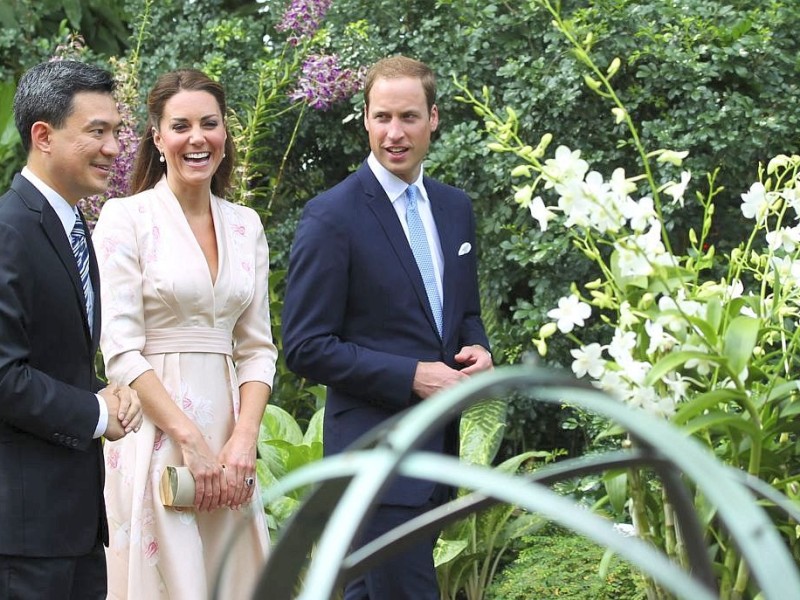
[153,89,226,195]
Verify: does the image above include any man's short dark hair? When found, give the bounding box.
[13,60,116,153]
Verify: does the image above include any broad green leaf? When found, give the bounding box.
[603,470,627,515]
[302,407,325,445]
[780,398,800,418]
[499,511,546,542]
[62,0,83,28]
[682,411,760,438]
[704,295,723,332]
[459,398,507,466]
[0,81,20,147]
[684,314,719,346]
[723,316,759,376]
[260,404,303,445]
[433,538,469,567]
[673,388,747,425]
[767,380,800,403]
[644,350,722,386]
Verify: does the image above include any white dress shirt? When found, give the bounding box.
[366,153,445,301]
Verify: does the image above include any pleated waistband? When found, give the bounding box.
[142,327,232,355]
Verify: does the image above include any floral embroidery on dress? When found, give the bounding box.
[144,225,161,264]
[98,236,122,261]
[142,534,159,566]
[175,381,214,429]
[107,447,121,470]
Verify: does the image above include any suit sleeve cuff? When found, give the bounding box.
[94,394,108,439]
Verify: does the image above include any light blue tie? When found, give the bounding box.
[70,212,93,334]
[405,184,443,336]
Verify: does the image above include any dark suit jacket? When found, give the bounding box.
[0,173,107,557]
[282,163,489,507]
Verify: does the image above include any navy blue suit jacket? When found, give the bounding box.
[0,174,107,556]
[282,163,489,507]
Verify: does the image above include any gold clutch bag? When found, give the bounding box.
[159,466,196,507]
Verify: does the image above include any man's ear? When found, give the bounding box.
[429,104,439,132]
[30,121,52,154]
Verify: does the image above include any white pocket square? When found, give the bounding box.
[458,242,472,256]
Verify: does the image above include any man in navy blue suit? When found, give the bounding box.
[282,55,493,599]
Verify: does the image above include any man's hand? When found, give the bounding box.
[454,344,493,375]
[100,385,143,441]
[412,361,468,399]
[411,346,493,400]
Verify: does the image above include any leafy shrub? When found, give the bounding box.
[486,526,644,600]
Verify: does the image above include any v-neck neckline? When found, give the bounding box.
[157,178,222,290]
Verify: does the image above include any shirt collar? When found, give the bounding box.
[366,153,428,205]
[21,166,78,236]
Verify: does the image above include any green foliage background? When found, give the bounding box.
[2,0,799,456]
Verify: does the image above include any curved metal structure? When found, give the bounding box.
[237,366,800,599]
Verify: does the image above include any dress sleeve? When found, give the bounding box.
[231,209,278,388]
[92,198,154,386]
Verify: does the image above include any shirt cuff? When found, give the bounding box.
[94,393,109,439]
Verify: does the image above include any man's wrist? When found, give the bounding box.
[93,393,108,438]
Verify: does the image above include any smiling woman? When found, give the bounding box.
[92,69,278,600]
[152,89,227,200]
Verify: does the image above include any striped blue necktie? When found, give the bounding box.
[405,184,443,336]
[70,212,93,334]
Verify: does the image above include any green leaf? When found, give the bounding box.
[459,398,507,465]
[0,81,20,148]
[61,0,83,28]
[672,388,747,425]
[682,411,760,438]
[433,538,469,567]
[302,407,325,445]
[500,511,546,542]
[497,450,550,474]
[644,350,722,386]
[704,295,723,332]
[768,380,800,404]
[260,404,303,445]
[603,471,627,514]
[723,316,759,376]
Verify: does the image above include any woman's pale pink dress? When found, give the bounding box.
[93,177,277,599]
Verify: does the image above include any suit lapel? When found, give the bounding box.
[359,167,441,338]
[13,176,95,343]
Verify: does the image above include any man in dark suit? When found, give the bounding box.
[282,55,493,600]
[0,60,143,600]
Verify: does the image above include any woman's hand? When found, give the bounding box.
[218,430,258,510]
[181,433,229,511]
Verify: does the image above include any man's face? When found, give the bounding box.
[46,91,121,204]
[364,76,438,184]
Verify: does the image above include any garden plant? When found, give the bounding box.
[457,0,800,596]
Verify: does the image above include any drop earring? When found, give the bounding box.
[159,153,165,164]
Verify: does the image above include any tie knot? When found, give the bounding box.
[72,212,86,239]
[406,184,420,209]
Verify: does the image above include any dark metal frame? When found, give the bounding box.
[229,366,800,599]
